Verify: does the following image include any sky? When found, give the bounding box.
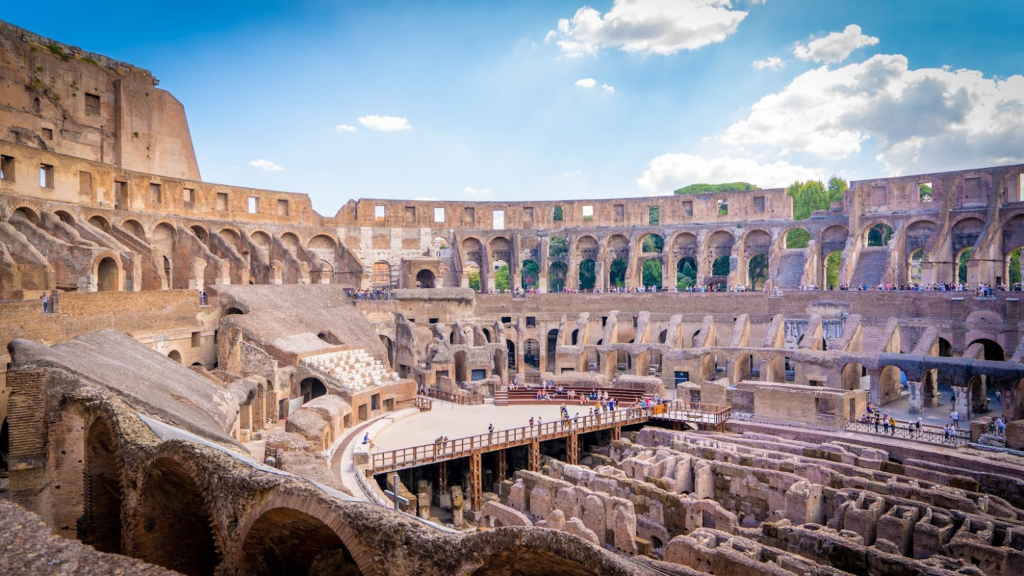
[4,0,1024,215]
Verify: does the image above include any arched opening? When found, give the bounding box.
[546,329,558,371]
[548,261,567,292]
[956,248,971,284]
[523,338,540,369]
[747,254,769,290]
[785,228,811,249]
[168,350,182,363]
[609,258,627,288]
[578,259,596,291]
[97,257,119,292]
[969,338,1004,361]
[380,335,394,367]
[122,219,145,239]
[371,261,392,287]
[571,329,579,346]
[1007,246,1022,290]
[824,251,842,289]
[12,207,40,225]
[506,340,516,371]
[481,328,492,343]
[922,369,954,410]
[416,269,436,289]
[549,236,568,261]
[841,363,866,391]
[88,215,110,233]
[521,259,540,290]
[238,508,358,576]
[640,233,664,254]
[79,417,123,554]
[878,365,903,406]
[492,262,510,292]
[224,307,244,316]
[301,378,327,402]
[190,226,209,244]
[676,257,697,291]
[470,548,595,576]
[938,337,953,357]
[711,255,730,281]
[454,350,469,383]
[134,458,218,575]
[33,97,41,113]
[866,223,894,247]
[908,248,925,284]
[54,210,76,226]
[641,258,662,288]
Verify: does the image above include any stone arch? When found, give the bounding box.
[462,237,483,265]
[573,235,599,261]
[905,220,937,254]
[54,210,76,226]
[705,230,734,284]
[79,415,125,554]
[639,233,664,254]
[640,257,662,288]
[523,338,540,369]
[301,377,327,401]
[12,206,41,225]
[168,350,182,363]
[190,225,209,244]
[122,219,145,239]
[968,338,1004,361]
[250,230,272,251]
[88,214,110,233]
[224,307,245,316]
[956,247,972,284]
[96,256,120,292]
[488,236,512,265]
[548,261,567,292]
[459,527,627,576]
[865,223,894,247]
[605,234,630,260]
[307,234,337,251]
[841,362,865,391]
[280,232,301,254]
[134,457,220,575]
[878,365,903,406]
[371,261,392,287]
[820,225,849,255]
[416,269,436,288]
[908,248,925,284]
[235,492,375,576]
[784,227,811,249]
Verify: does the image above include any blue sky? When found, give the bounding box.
[5,1,1024,215]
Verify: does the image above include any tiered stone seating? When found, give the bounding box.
[303,348,401,392]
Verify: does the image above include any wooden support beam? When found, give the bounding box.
[470,451,482,512]
[567,432,578,465]
[437,461,447,494]
[497,449,507,482]
[528,439,540,472]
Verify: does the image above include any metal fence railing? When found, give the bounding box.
[846,419,970,446]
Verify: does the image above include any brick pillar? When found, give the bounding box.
[496,449,506,482]
[470,451,482,513]
[7,369,50,521]
[567,432,579,465]
[437,461,447,494]
[528,439,540,472]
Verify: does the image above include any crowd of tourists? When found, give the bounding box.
[859,402,1007,444]
[348,288,394,301]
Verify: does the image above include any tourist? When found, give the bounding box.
[943,424,951,443]
[915,418,923,439]
[41,292,49,314]
[995,417,1006,436]
[882,417,889,435]
[889,416,897,436]
[874,413,881,433]
[950,409,960,428]
[529,417,534,426]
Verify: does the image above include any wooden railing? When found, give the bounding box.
[424,388,485,405]
[414,396,433,411]
[370,402,731,474]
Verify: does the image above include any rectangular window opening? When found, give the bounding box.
[614,204,624,221]
[78,171,92,199]
[648,205,659,225]
[373,205,385,220]
[523,207,534,221]
[493,210,505,230]
[464,206,475,223]
[919,182,933,203]
[526,316,536,328]
[247,196,259,214]
[582,205,594,221]
[718,199,728,216]
[405,206,416,222]
[277,198,289,216]
[434,207,445,222]
[41,127,53,140]
[149,182,162,204]
[1019,174,1024,202]
[682,201,693,217]
[553,206,563,222]
[183,187,194,206]
[429,318,439,324]
[501,316,512,324]
[84,93,100,115]
[39,163,54,188]
[0,155,14,182]
[216,192,229,211]
[191,331,201,347]
[753,196,765,213]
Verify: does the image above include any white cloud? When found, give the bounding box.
[794,24,879,64]
[753,56,785,70]
[637,153,824,192]
[721,53,1024,173]
[549,0,749,57]
[335,124,357,132]
[602,83,615,93]
[463,186,492,197]
[561,170,584,178]
[358,115,412,132]
[248,159,283,172]
[575,78,597,88]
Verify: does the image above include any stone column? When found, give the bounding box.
[952,386,970,420]
[908,381,923,414]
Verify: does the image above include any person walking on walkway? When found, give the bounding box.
[950,409,960,428]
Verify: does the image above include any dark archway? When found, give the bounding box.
[523,338,540,369]
[134,458,219,575]
[301,377,327,402]
[506,339,517,371]
[521,259,540,290]
[867,223,894,247]
[79,417,124,553]
[969,338,1004,361]
[168,350,182,363]
[546,329,558,371]
[676,257,697,291]
[238,508,359,576]
[225,307,244,316]
[416,269,436,288]
[97,257,119,292]
[609,258,627,288]
[747,253,769,290]
[88,215,110,233]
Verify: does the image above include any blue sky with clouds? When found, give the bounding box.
[5,0,1023,214]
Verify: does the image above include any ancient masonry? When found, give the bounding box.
[1,19,1023,576]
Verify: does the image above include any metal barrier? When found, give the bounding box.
[424,388,485,405]
[414,396,433,411]
[846,419,970,446]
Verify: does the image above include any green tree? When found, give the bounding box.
[786,177,847,221]
[579,260,596,290]
[677,259,697,290]
[785,228,811,249]
[552,206,563,221]
[748,254,769,289]
[958,249,971,284]
[609,258,627,287]
[495,264,510,291]
[521,260,540,289]
[549,236,568,258]
[825,252,841,289]
[468,271,480,291]
[1010,248,1021,287]
[712,255,730,276]
[641,234,664,253]
[674,182,758,195]
[648,205,660,225]
[548,262,567,292]
[919,183,933,202]
[642,259,662,287]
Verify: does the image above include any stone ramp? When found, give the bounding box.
[775,251,807,289]
[851,247,889,287]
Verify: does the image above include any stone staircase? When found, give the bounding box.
[850,248,889,287]
[775,251,807,289]
[302,349,401,393]
[494,388,509,406]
